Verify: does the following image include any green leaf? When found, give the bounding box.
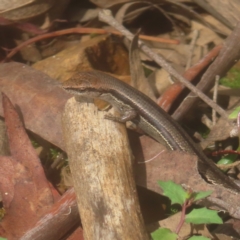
[0,238,7,240]
[50,148,60,158]
[217,148,239,165]
[220,67,240,89]
[151,228,177,240]
[192,191,212,201]
[228,106,240,119]
[217,157,235,165]
[217,153,237,171]
[185,208,223,224]
[158,180,187,205]
[31,140,39,148]
[188,236,210,240]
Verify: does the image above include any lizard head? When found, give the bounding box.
[62,71,103,98]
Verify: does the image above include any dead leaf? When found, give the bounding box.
[133,135,240,219]
[129,30,155,100]
[189,21,223,46]
[33,35,130,82]
[0,0,56,21]
[0,156,15,208]
[203,15,231,36]
[193,0,240,30]
[0,93,55,239]
[89,0,131,8]
[115,2,141,24]
[200,117,234,149]
[0,62,71,150]
[20,188,83,240]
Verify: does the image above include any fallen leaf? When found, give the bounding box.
[0,62,71,150]
[0,93,55,239]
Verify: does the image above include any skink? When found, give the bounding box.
[62,71,240,194]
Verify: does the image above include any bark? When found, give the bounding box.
[62,97,150,240]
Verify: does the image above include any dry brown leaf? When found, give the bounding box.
[67,7,99,23]
[0,61,130,152]
[15,36,42,63]
[0,0,56,21]
[215,234,237,240]
[0,156,15,208]
[213,218,240,239]
[0,93,55,239]
[33,35,130,82]
[203,15,231,36]
[0,120,9,156]
[140,43,203,69]
[133,135,240,218]
[129,31,155,100]
[89,0,131,8]
[115,1,144,24]
[193,0,240,29]
[0,62,71,150]
[200,117,234,150]
[0,0,32,12]
[149,68,173,95]
[189,21,223,46]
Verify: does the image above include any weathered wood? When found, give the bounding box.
[20,188,81,240]
[62,97,150,240]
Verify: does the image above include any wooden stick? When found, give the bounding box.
[62,97,150,240]
[20,188,81,240]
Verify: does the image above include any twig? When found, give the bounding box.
[185,30,199,70]
[212,75,220,125]
[211,149,240,156]
[99,9,229,120]
[217,161,240,170]
[157,44,222,112]
[138,150,165,164]
[172,20,240,121]
[201,114,213,129]
[2,27,179,62]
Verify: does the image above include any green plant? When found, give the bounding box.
[220,67,240,89]
[151,181,222,240]
[215,109,240,169]
[228,106,240,119]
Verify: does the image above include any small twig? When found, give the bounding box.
[211,149,240,156]
[201,114,213,129]
[99,9,229,120]
[138,150,165,164]
[212,75,220,125]
[217,161,240,170]
[173,20,240,122]
[185,30,199,70]
[175,200,187,234]
[135,33,179,44]
[50,152,65,169]
[2,27,179,62]
[175,199,192,234]
[157,45,222,112]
